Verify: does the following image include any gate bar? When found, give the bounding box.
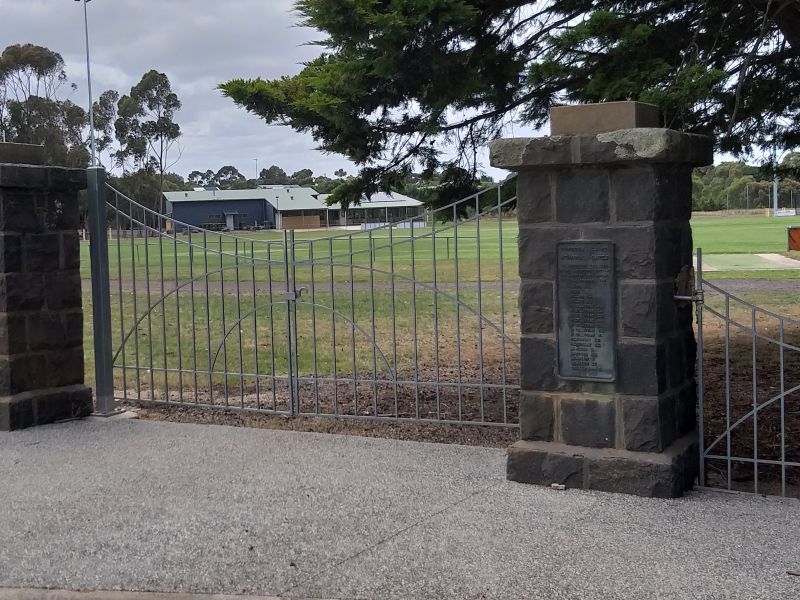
[87,167,117,415]
[696,248,705,487]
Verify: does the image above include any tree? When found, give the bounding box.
[92,89,119,168]
[116,70,182,207]
[221,1,800,208]
[215,165,245,189]
[423,165,481,220]
[0,43,95,166]
[188,169,216,188]
[289,168,314,187]
[259,165,289,185]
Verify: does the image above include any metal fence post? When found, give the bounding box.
[87,166,117,415]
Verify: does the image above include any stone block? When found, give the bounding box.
[0,142,46,166]
[45,270,82,310]
[604,225,657,279]
[60,233,81,270]
[520,336,558,391]
[585,453,682,498]
[655,222,691,279]
[490,137,573,169]
[518,227,562,280]
[34,385,93,425]
[47,167,88,191]
[655,280,679,335]
[519,391,555,441]
[551,102,660,136]
[613,165,694,223]
[0,353,47,396]
[27,312,67,351]
[554,169,610,223]
[0,189,44,233]
[45,347,85,388]
[22,233,61,272]
[0,394,34,431]
[42,191,82,230]
[621,395,662,452]
[0,233,22,272]
[622,393,677,453]
[620,281,656,338]
[676,384,697,437]
[0,384,93,431]
[611,166,657,222]
[520,280,554,334]
[0,164,48,189]
[0,273,45,311]
[517,171,553,223]
[658,392,678,449]
[0,313,28,354]
[667,335,688,389]
[683,328,697,380]
[62,310,84,347]
[616,341,667,396]
[672,169,694,221]
[507,440,584,488]
[560,395,616,448]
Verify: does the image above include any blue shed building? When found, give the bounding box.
[163,186,423,231]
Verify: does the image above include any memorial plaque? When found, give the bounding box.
[557,241,616,381]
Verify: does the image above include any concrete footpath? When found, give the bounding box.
[1,419,799,600]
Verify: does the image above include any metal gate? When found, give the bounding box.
[695,249,800,497]
[87,170,520,427]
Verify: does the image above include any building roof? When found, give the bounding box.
[164,187,325,211]
[317,191,422,209]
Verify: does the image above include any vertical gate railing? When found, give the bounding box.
[87,172,521,427]
[696,248,800,498]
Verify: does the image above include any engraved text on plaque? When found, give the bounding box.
[557,241,616,381]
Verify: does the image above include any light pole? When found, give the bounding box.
[76,0,97,166]
[253,158,259,184]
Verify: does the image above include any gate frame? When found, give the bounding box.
[87,166,117,416]
[695,247,800,497]
[88,172,521,427]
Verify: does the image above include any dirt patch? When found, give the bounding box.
[129,404,520,448]
[705,278,800,295]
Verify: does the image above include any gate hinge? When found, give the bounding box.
[674,265,703,306]
[674,289,704,305]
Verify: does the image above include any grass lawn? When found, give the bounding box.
[80,214,799,284]
[690,214,800,254]
[81,219,520,285]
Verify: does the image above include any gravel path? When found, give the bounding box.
[704,277,800,294]
[1,418,799,599]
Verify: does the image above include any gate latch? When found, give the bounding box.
[283,287,307,302]
[674,265,703,306]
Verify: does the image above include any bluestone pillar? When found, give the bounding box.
[0,143,93,431]
[490,102,712,497]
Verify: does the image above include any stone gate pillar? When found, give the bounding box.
[0,143,93,431]
[490,102,712,498]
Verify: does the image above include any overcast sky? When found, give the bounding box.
[1,0,532,180]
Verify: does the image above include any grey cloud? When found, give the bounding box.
[1,0,348,176]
